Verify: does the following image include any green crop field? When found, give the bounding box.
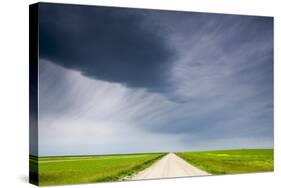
[176,149,273,174]
[29,153,165,186]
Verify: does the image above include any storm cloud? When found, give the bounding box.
[36,3,273,156]
[39,3,175,93]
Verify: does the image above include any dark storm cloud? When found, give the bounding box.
[37,3,273,155]
[39,3,273,99]
[39,3,175,93]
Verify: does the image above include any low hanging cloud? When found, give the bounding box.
[39,3,273,101]
[39,3,175,93]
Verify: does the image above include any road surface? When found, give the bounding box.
[131,153,210,180]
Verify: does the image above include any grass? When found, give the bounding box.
[30,153,165,186]
[176,149,273,174]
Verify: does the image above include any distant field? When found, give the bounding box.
[30,153,165,186]
[176,149,273,174]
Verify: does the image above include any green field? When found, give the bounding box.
[29,149,273,185]
[176,149,273,174]
[30,153,165,186]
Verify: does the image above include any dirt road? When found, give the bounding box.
[131,153,210,180]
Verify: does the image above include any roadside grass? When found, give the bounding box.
[30,153,165,186]
[176,149,273,174]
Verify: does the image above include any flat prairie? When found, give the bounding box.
[176,149,273,174]
[29,153,165,186]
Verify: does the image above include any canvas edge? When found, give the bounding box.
[29,3,39,186]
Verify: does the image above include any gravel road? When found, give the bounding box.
[131,153,210,180]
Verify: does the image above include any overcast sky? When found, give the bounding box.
[34,3,273,156]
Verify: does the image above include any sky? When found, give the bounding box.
[33,3,273,156]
